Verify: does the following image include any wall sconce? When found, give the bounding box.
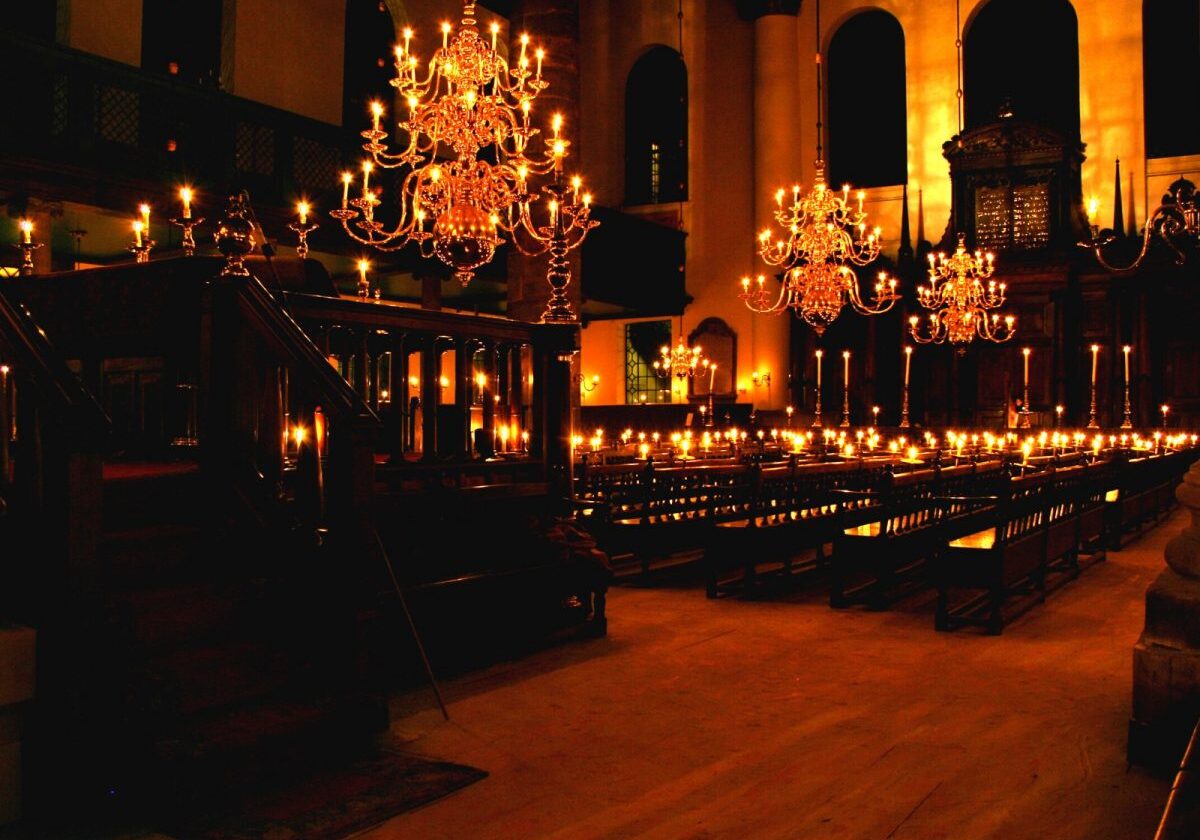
[438,375,450,389]
[574,373,599,394]
[751,371,771,389]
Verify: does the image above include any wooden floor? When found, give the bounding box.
[372,511,1187,840]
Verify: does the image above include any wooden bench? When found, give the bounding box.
[932,471,1053,634]
[830,460,1006,609]
[703,458,896,597]
[1106,451,1190,548]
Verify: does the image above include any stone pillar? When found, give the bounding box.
[745,1,801,409]
[1131,461,1200,768]
[506,0,581,323]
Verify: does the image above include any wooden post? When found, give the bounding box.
[456,339,472,457]
[481,340,496,457]
[420,338,439,461]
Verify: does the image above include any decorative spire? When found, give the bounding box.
[1113,158,1125,238]
[1128,165,1138,238]
[916,187,926,246]
[898,182,914,265]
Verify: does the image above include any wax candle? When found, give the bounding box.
[361,161,372,198]
[904,346,912,386]
[180,188,192,220]
[297,201,309,226]
[843,350,850,384]
[815,349,823,388]
[1022,347,1030,387]
[18,219,31,245]
[133,220,144,247]
[1123,345,1131,382]
[1090,344,1099,385]
[341,172,352,209]
[139,203,151,229]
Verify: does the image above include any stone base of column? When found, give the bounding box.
[1130,461,1200,770]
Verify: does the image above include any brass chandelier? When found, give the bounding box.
[331,2,596,306]
[909,0,1014,348]
[909,233,1015,346]
[653,338,705,381]
[737,0,897,335]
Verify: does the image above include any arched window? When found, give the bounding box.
[625,47,687,206]
[965,0,1079,139]
[827,10,907,189]
[1143,0,1200,158]
[142,0,222,86]
[343,0,396,129]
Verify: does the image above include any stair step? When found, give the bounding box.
[102,460,206,531]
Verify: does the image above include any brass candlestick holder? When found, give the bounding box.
[17,241,42,276]
[171,216,205,257]
[812,386,823,429]
[130,238,154,264]
[1087,381,1099,429]
[1121,383,1134,429]
[289,221,319,260]
[840,383,850,428]
[899,383,911,428]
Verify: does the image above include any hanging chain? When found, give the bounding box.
[955,0,964,134]
[815,0,824,164]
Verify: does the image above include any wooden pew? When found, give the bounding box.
[830,460,1006,610]
[1106,452,1188,548]
[933,471,1053,634]
[703,458,896,597]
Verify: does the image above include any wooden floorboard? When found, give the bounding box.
[372,510,1186,840]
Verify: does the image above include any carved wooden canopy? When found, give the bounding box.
[941,115,1088,254]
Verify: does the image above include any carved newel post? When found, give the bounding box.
[1130,460,1200,767]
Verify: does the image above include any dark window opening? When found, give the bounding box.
[625,47,687,206]
[142,0,222,86]
[828,10,907,189]
[1143,0,1200,158]
[625,321,672,405]
[965,0,1080,140]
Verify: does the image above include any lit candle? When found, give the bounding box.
[341,171,352,209]
[535,47,544,80]
[297,201,309,226]
[548,199,558,228]
[1090,344,1099,386]
[1123,345,1131,383]
[1022,347,1031,389]
[843,350,850,385]
[370,101,383,132]
[139,203,151,230]
[1087,197,1099,226]
[519,33,529,64]
[402,27,412,56]
[133,219,144,248]
[490,22,499,52]
[361,161,373,198]
[18,219,32,245]
[358,258,369,289]
[815,349,823,388]
[180,187,193,220]
[904,346,912,386]
[441,21,451,49]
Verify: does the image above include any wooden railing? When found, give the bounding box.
[0,285,108,614]
[283,290,578,494]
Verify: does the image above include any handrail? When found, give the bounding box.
[234,275,377,429]
[283,292,547,344]
[0,288,108,442]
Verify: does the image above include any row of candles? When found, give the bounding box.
[574,425,1198,464]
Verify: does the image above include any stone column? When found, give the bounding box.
[506,0,581,324]
[1131,461,1200,768]
[744,1,801,409]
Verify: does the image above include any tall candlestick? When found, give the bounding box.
[904,346,912,386]
[900,347,912,428]
[1121,345,1133,429]
[841,350,851,428]
[180,187,192,220]
[1087,344,1100,429]
[139,203,151,230]
[1019,348,1031,429]
[19,219,32,245]
[813,350,823,429]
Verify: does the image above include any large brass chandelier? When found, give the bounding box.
[909,233,1015,346]
[737,0,897,335]
[331,2,596,313]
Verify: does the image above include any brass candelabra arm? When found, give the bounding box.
[288,220,320,260]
